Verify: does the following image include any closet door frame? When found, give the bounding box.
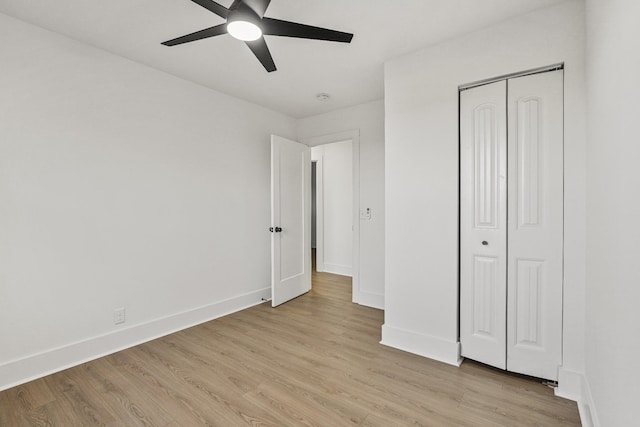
[458,64,564,381]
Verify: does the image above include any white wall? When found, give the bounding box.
[383,0,586,393]
[297,100,385,309]
[311,141,353,276]
[585,1,640,425]
[0,13,296,390]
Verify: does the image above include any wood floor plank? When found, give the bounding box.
[133,339,282,426]
[67,357,176,427]
[0,388,24,426]
[243,381,363,426]
[110,348,247,426]
[4,378,56,413]
[0,265,580,426]
[45,368,118,426]
[23,398,77,427]
[175,319,372,424]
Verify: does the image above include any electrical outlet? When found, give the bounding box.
[114,308,126,325]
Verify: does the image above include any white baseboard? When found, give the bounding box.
[322,263,352,277]
[380,324,462,366]
[578,375,599,427]
[555,368,599,427]
[556,368,583,402]
[353,290,384,310]
[0,287,271,392]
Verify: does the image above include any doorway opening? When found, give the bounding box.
[311,140,353,277]
[305,130,361,303]
[311,161,317,270]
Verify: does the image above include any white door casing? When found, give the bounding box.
[271,135,311,307]
[303,130,370,308]
[460,80,508,369]
[506,70,564,380]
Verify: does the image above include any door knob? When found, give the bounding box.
[482,241,488,246]
[275,227,282,232]
[269,227,274,232]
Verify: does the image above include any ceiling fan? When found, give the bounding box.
[162,0,354,72]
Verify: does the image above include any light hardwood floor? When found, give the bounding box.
[0,265,580,426]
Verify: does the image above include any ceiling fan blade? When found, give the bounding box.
[262,18,353,43]
[239,0,272,17]
[245,37,277,72]
[190,0,229,19]
[162,24,227,46]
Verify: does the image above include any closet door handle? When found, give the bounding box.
[482,241,488,246]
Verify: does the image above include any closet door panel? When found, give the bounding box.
[506,70,563,381]
[460,81,507,369]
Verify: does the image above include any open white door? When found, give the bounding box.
[271,135,311,307]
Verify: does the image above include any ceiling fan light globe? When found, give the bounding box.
[227,21,262,41]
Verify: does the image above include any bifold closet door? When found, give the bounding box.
[506,70,563,381]
[460,70,563,380]
[460,80,508,370]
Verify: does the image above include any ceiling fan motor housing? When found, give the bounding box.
[227,3,261,26]
[226,3,263,41]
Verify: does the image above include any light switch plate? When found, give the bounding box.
[360,208,372,220]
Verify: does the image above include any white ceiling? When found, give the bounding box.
[0,0,565,118]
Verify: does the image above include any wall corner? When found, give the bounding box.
[555,368,599,427]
